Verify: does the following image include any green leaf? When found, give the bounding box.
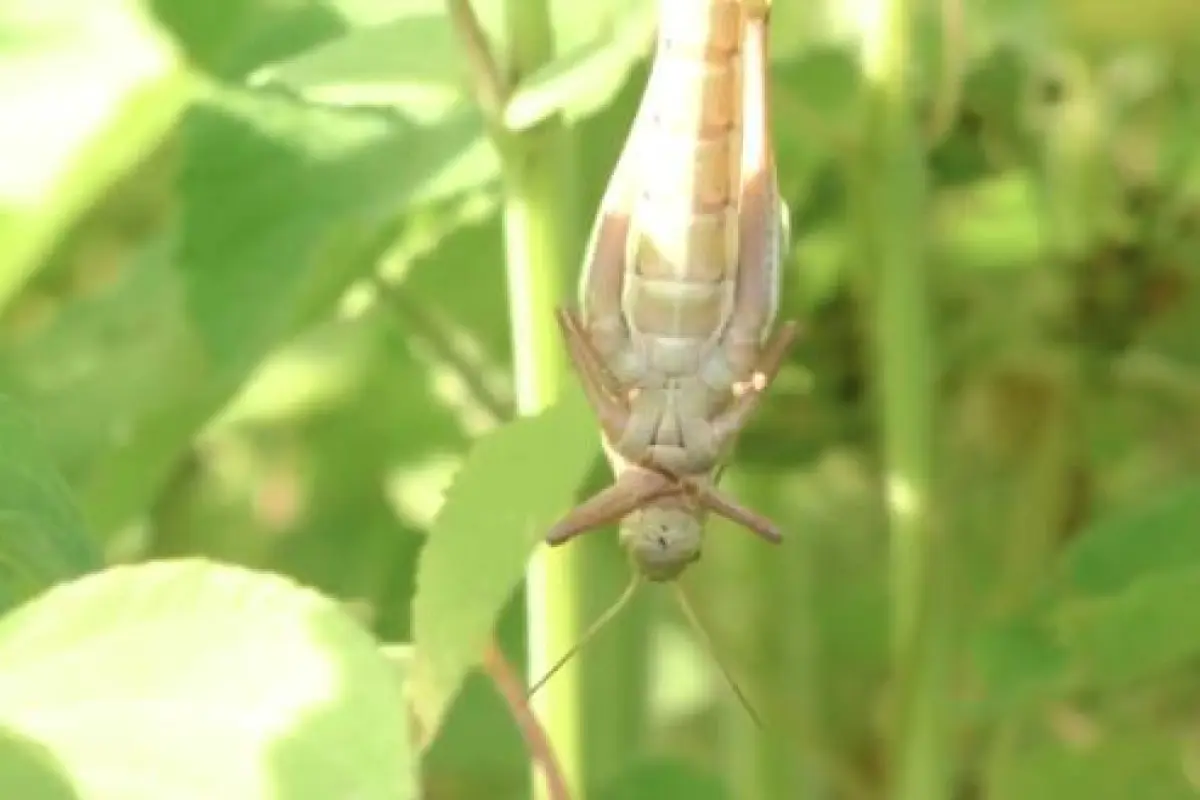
[593,757,730,800]
[974,481,1200,707]
[503,5,655,132]
[1055,566,1200,688]
[253,0,653,157]
[176,89,483,358]
[0,86,490,535]
[985,717,1194,800]
[0,724,80,800]
[0,559,417,799]
[0,396,100,614]
[0,0,195,312]
[971,613,1071,718]
[410,385,599,744]
[1059,479,1200,598]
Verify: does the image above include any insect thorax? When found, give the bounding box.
[619,504,705,582]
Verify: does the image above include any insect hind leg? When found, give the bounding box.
[556,308,633,444]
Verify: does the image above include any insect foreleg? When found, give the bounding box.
[546,467,682,546]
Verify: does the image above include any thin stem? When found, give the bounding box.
[484,643,572,800]
[505,126,586,800]
[849,0,953,798]
[445,0,583,795]
[373,277,514,422]
[445,0,510,125]
[441,0,590,796]
[923,0,964,144]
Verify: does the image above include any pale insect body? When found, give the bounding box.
[550,0,794,581]
[534,0,795,726]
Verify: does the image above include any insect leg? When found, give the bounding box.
[628,464,783,544]
[708,319,798,447]
[546,467,682,546]
[556,309,631,443]
[691,484,782,543]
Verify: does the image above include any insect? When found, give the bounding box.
[531,0,796,723]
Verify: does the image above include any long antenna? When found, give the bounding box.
[528,573,643,699]
[674,580,765,730]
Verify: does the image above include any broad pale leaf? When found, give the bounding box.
[0,396,100,614]
[253,0,652,180]
[410,385,598,744]
[0,0,194,312]
[0,559,416,800]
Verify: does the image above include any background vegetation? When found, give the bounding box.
[3,0,1200,798]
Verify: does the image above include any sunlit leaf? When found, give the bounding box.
[0,559,417,799]
[503,5,655,132]
[0,0,195,312]
[0,396,100,614]
[1055,0,1200,52]
[252,0,653,199]
[410,385,598,744]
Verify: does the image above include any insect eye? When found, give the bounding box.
[653,523,671,549]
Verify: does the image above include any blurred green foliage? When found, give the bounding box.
[3,0,1200,798]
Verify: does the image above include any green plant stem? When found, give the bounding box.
[496,1,586,798]
[705,475,772,799]
[850,0,953,798]
[508,142,585,800]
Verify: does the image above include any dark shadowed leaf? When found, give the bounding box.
[1057,480,1200,598]
[971,612,1071,720]
[176,89,485,358]
[0,396,100,614]
[1055,566,1200,688]
[410,385,599,744]
[976,480,1200,707]
[0,559,416,799]
[593,757,730,800]
[984,716,1194,800]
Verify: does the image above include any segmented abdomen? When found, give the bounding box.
[622,0,745,379]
